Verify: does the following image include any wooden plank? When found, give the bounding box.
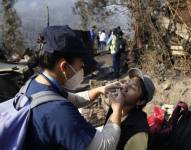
[170,45,184,50]
[171,50,188,56]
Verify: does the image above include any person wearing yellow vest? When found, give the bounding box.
[109,28,122,78]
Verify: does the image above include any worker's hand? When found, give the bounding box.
[108,89,125,125]
[103,82,122,95]
[108,89,125,111]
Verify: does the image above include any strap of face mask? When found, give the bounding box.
[67,64,77,74]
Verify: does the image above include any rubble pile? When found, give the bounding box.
[126,0,191,77]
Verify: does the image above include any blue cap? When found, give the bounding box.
[40,25,95,64]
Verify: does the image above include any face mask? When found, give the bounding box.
[63,65,84,90]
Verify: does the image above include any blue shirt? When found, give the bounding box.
[25,79,96,150]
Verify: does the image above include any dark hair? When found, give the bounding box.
[38,50,83,70]
[113,28,118,36]
[119,31,124,37]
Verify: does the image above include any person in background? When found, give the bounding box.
[116,26,123,36]
[89,26,97,55]
[110,28,120,78]
[96,31,101,52]
[25,25,125,150]
[99,30,106,52]
[105,68,155,150]
[108,30,112,40]
[106,30,113,52]
[114,31,126,76]
[90,25,96,42]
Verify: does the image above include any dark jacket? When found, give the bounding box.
[105,107,149,150]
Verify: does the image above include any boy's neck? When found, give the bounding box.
[122,106,133,117]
